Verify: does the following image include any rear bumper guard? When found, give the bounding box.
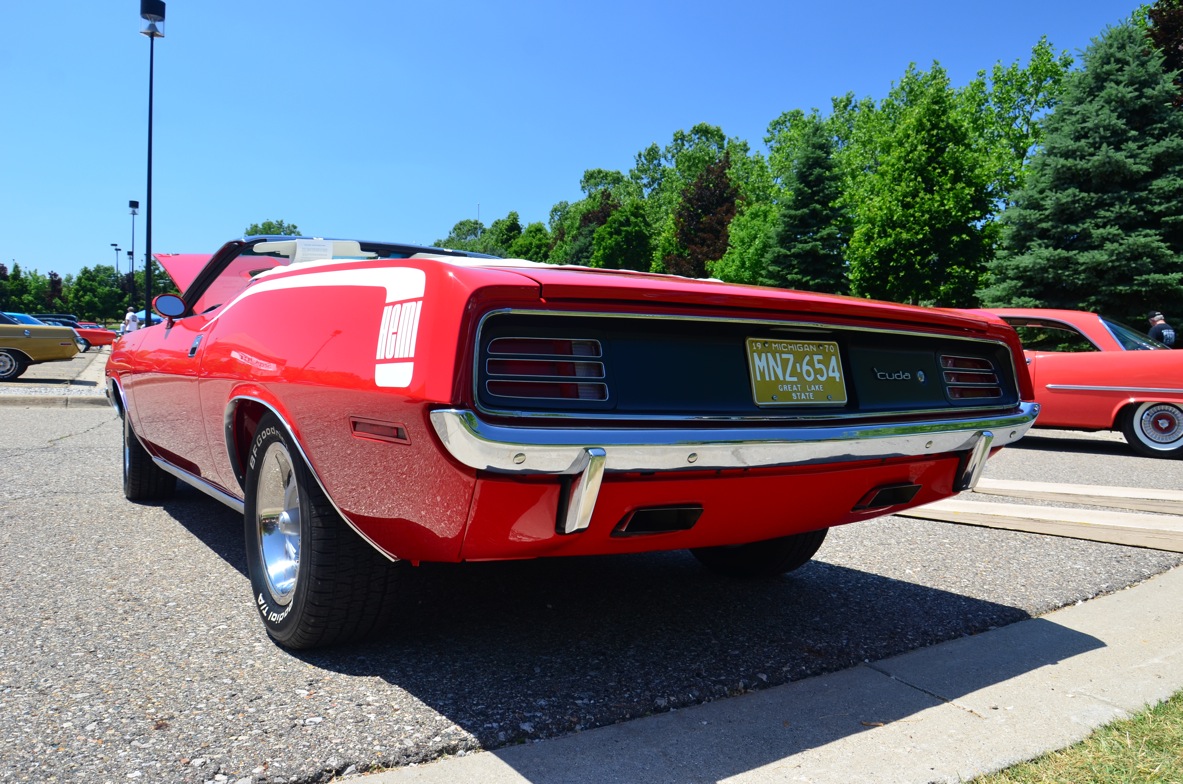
[429,403,1039,534]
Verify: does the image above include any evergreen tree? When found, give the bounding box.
[761,115,849,293]
[982,21,1183,322]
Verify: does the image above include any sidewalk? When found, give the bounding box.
[0,345,110,407]
[366,565,1183,784]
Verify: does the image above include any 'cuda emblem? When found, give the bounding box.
[874,368,913,381]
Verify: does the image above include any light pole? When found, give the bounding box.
[126,251,136,307]
[140,0,164,323]
[129,199,138,276]
[111,243,121,274]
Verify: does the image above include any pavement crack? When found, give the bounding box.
[46,412,121,444]
[864,663,988,719]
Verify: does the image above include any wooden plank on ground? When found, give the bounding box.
[899,499,1183,553]
[973,478,1183,516]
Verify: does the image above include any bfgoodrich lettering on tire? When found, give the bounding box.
[243,413,401,649]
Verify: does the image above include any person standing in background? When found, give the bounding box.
[1148,311,1176,347]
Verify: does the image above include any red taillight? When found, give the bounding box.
[485,338,609,402]
[940,355,1002,400]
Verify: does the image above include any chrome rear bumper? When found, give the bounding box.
[429,403,1039,534]
[429,404,1039,475]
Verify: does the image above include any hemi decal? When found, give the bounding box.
[374,298,423,388]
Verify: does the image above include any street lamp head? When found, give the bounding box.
[140,0,165,37]
[129,200,139,215]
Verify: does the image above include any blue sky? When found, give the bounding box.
[0,1,1140,279]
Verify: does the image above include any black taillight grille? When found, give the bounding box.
[940,354,1003,400]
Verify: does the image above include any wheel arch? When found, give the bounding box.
[0,347,33,364]
[223,394,397,560]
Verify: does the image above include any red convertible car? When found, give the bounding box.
[981,309,1182,458]
[107,237,1038,648]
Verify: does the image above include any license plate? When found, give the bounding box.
[746,338,847,405]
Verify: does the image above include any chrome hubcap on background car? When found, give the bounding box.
[0,353,15,377]
[255,442,302,606]
[1137,403,1183,447]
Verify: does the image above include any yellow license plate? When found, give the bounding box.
[746,338,847,405]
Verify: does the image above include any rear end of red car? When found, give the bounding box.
[427,264,1038,563]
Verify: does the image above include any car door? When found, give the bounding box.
[122,313,220,482]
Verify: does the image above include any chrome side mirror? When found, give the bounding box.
[153,293,186,328]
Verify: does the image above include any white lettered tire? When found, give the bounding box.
[1122,402,1183,458]
[243,414,402,648]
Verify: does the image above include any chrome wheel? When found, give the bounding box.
[0,350,25,381]
[254,441,302,606]
[1134,403,1183,449]
[1123,402,1183,458]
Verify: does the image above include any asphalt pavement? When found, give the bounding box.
[1,351,1180,783]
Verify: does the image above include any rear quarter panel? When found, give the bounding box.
[0,324,79,363]
[195,259,541,562]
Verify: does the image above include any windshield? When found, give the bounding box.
[1102,317,1169,350]
[184,237,492,317]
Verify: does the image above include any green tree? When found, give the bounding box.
[982,21,1183,322]
[590,201,652,271]
[761,113,850,293]
[508,222,551,261]
[548,190,619,266]
[244,219,301,236]
[967,37,1075,210]
[68,265,126,322]
[482,211,524,256]
[842,63,993,306]
[435,219,486,252]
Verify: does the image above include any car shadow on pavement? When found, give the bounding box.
[1008,433,1132,458]
[153,483,1104,780]
[304,558,1100,770]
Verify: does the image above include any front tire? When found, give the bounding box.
[0,350,28,381]
[244,414,401,649]
[691,528,829,578]
[123,411,176,501]
[1122,402,1183,458]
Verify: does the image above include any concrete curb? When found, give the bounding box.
[0,345,110,407]
[362,566,1183,784]
[0,394,110,408]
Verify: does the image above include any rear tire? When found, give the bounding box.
[244,414,401,649]
[122,411,176,501]
[0,350,28,381]
[1122,402,1183,458]
[691,528,829,578]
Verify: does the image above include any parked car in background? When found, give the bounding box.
[32,312,80,324]
[0,311,81,380]
[35,317,117,348]
[4,312,91,353]
[109,237,1039,648]
[978,308,1183,458]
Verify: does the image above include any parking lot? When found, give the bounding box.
[0,385,1180,782]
